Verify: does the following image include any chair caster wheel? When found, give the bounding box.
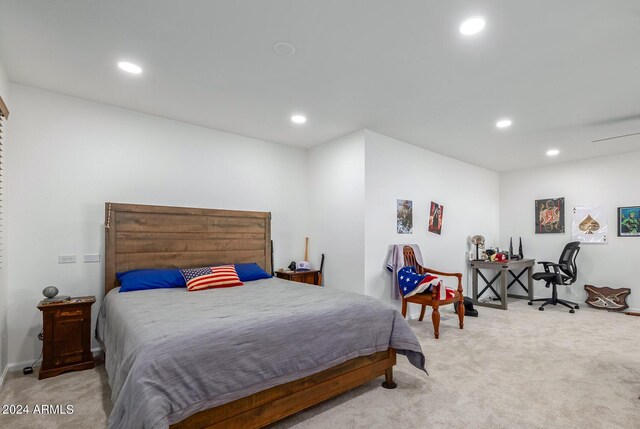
[570,309,575,314]
[574,305,579,309]
[528,302,533,305]
[539,307,544,311]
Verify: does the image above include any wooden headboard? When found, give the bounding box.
[104,203,272,295]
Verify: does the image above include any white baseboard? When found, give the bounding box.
[6,358,37,373]
[528,296,639,314]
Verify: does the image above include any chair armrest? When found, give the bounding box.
[539,262,564,270]
[416,264,463,293]
[537,262,564,283]
[419,266,462,278]
[537,261,559,273]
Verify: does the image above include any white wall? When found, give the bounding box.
[364,131,500,314]
[0,59,9,381]
[6,84,310,365]
[308,129,501,314]
[0,61,8,103]
[500,151,640,311]
[307,131,365,294]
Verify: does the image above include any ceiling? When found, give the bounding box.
[1,0,639,171]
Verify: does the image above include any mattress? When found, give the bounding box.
[96,277,426,429]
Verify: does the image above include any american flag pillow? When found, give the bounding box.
[180,265,243,291]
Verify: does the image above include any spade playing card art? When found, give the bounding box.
[572,205,608,243]
[535,198,565,234]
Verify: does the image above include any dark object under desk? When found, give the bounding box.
[470,259,535,310]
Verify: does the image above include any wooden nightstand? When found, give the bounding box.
[275,269,321,286]
[37,296,96,380]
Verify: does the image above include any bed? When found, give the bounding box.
[97,203,426,429]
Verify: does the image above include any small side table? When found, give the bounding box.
[37,296,96,380]
[275,269,321,286]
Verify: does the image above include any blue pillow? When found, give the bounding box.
[117,269,186,292]
[234,263,272,282]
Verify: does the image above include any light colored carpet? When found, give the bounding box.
[0,356,111,429]
[1,300,639,429]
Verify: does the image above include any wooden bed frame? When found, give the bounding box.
[104,202,397,429]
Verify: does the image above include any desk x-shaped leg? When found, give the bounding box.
[507,268,528,294]
[477,270,502,301]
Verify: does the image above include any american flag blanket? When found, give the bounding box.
[398,266,453,299]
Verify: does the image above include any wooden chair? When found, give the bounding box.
[401,246,464,339]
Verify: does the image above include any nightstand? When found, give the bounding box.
[37,296,96,380]
[275,269,321,286]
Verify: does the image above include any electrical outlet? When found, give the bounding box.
[83,254,100,263]
[58,255,76,264]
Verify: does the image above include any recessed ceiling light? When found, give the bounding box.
[291,114,307,124]
[117,61,142,74]
[274,42,297,56]
[496,119,512,129]
[546,149,560,157]
[459,16,486,36]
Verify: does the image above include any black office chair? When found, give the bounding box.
[528,242,581,313]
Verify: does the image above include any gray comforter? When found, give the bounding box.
[96,278,426,429]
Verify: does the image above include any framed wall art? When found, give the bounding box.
[428,201,443,235]
[572,205,607,243]
[535,198,565,234]
[396,199,413,234]
[618,206,640,237]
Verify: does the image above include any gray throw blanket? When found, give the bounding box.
[387,244,424,299]
[96,278,426,429]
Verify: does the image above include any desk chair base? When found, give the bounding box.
[528,282,579,313]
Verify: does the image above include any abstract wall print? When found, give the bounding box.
[618,206,640,237]
[396,199,413,234]
[535,198,565,234]
[572,205,607,243]
[428,201,443,235]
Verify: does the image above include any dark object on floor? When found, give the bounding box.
[529,241,581,313]
[584,285,631,311]
[454,296,478,317]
